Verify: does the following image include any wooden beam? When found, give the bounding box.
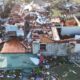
[51,27,60,41]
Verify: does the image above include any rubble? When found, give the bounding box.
[0,1,80,57]
[0,1,80,80]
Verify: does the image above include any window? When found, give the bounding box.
[40,44,46,51]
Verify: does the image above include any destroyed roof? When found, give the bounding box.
[40,35,53,43]
[5,25,24,37]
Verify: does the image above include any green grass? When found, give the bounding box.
[50,64,80,80]
[51,9,61,17]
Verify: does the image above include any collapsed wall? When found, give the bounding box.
[69,43,80,63]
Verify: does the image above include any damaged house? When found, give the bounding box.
[0,1,80,58]
[32,26,80,56]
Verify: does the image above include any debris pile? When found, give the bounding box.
[0,1,80,55]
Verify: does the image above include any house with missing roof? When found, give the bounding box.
[32,35,69,56]
[32,26,80,56]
